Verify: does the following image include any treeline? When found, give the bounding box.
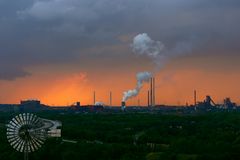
[1,112,240,159]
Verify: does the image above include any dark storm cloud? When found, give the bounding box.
[0,0,240,80]
[0,67,30,81]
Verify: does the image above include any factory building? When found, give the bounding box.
[19,100,49,112]
[222,98,237,109]
[196,95,216,111]
[196,95,238,111]
[68,101,104,112]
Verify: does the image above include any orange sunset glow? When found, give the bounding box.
[0,53,239,106]
[2,1,240,160]
[0,0,239,107]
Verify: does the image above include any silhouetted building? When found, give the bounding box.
[121,101,126,111]
[196,95,216,111]
[19,100,48,112]
[223,98,236,109]
[69,102,81,110]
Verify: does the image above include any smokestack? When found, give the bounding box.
[122,72,152,102]
[121,101,126,111]
[194,90,197,106]
[93,91,96,105]
[153,77,155,106]
[150,77,153,106]
[147,90,150,107]
[110,91,112,106]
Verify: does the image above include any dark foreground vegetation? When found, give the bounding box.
[1,111,240,160]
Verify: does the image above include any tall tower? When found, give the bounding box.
[93,91,96,105]
[153,77,155,106]
[147,90,150,107]
[150,77,153,106]
[149,77,156,107]
[194,90,197,106]
[110,91,112,106]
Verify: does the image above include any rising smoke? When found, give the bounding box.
[132,33,192,68]
[132,33,165,58]
[122,33,193,103]
[122,72,152,102]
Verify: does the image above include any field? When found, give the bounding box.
[1,111,240,160]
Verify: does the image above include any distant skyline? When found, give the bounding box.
[0,0,240,105]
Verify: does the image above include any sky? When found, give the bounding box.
[0,0,240,106]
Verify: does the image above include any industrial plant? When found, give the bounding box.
[0,77,238,114]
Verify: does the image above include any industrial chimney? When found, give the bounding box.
[147,90,150,107]
[149,77,156,107]
[150,77,153,106]
[153,77,155,106]
[110,91,112,106]
[93,91,96,105]
[121,101,126,111]
[194,90,197,106]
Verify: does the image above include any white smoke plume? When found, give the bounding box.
[122,33,193,103]
[132,33,193,68]
[132,33,165,58]
[122,72,152,102]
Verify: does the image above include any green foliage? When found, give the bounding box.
[1,112,240,159]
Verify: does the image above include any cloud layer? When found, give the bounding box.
[0,0,239,80]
